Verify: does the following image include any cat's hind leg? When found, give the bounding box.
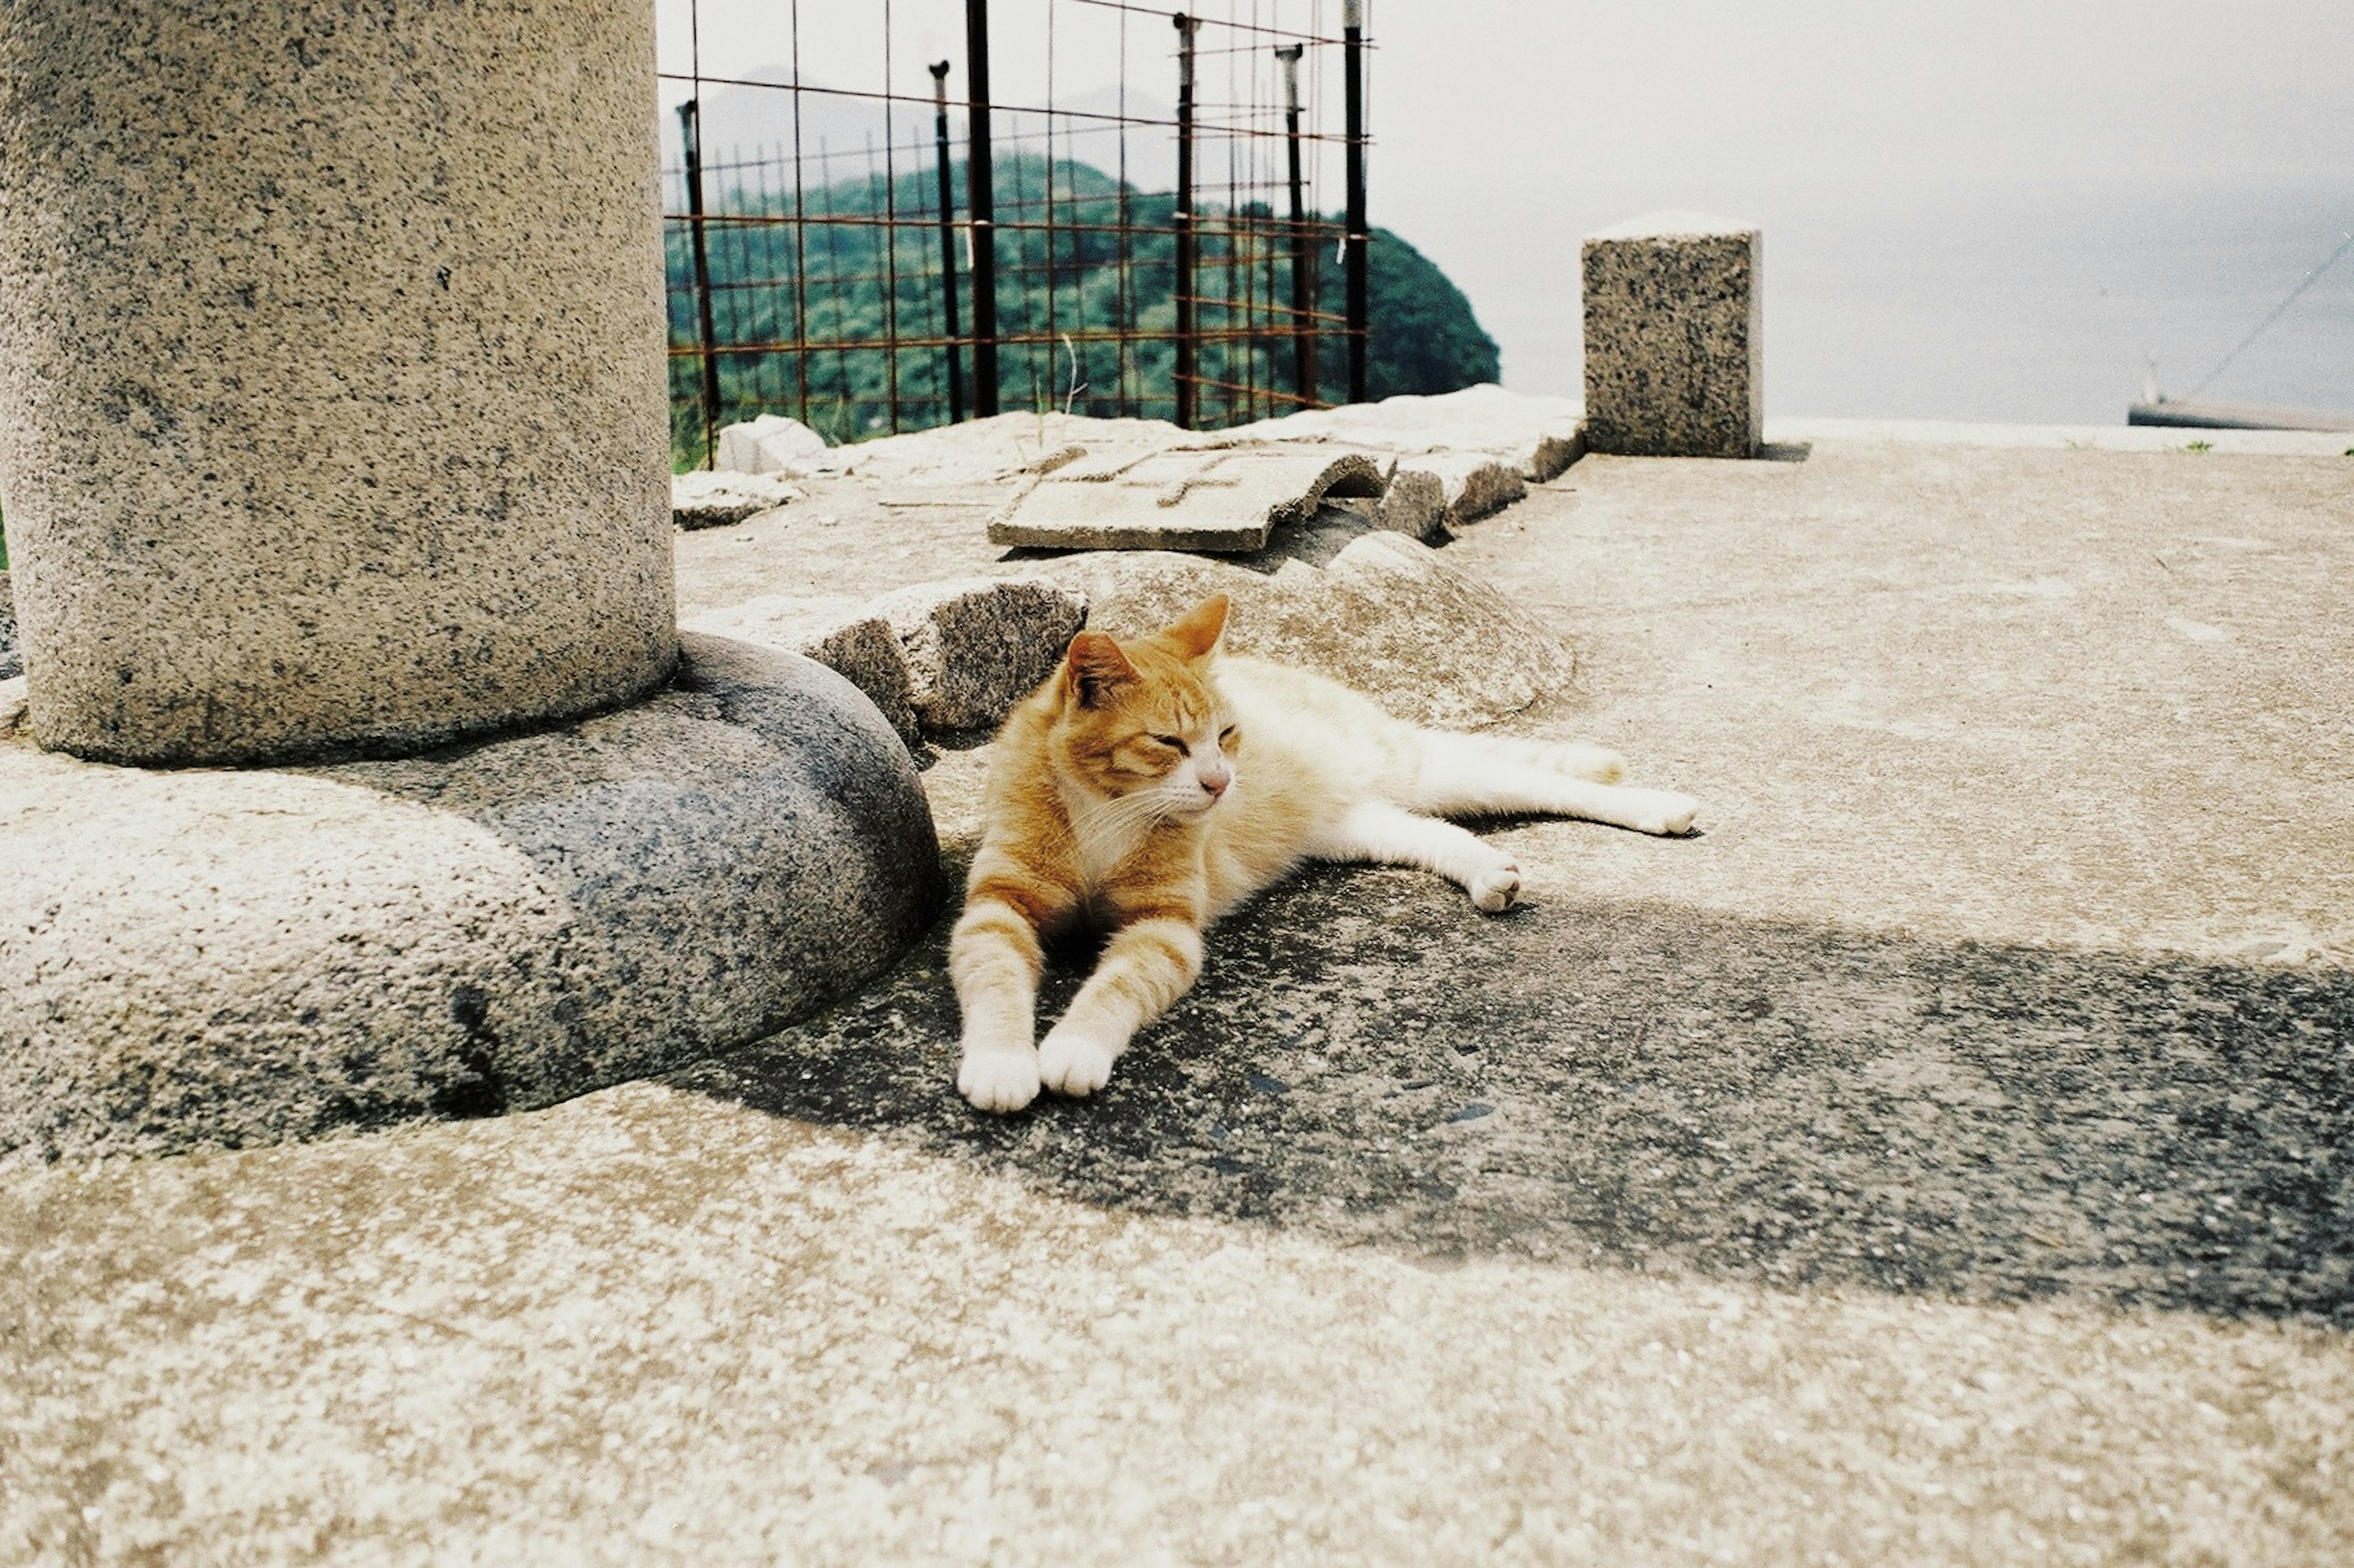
[1308,800,1525,912]
[1407,734,1698,836]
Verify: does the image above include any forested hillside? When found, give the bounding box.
[667,152,1499,457]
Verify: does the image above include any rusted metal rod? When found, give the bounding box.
[1342,0,1368,405]
[964,0,1000,417]
[929,61,966,424]
[1274,42,1314,408]
[676,98,724,466]
[1172,12,1200,429]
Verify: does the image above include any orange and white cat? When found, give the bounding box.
[950,595,1698,1113]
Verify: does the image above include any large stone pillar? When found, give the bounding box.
[0,0,677,764]
[0,2,946,1160]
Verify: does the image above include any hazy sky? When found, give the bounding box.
[653,1,2354,414]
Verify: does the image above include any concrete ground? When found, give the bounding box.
[6,432,2352,1564]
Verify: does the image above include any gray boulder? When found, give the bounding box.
[876,577,1090,733]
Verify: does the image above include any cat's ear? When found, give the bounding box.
[1163,594,1230,661]
[1065,631,1139,709]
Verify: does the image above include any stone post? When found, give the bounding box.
[1581,211,1762,459]
[0,0,677,764]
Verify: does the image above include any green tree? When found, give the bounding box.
[665,151,1499,466]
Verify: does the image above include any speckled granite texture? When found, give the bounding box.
[0,0,676,764]
[0,634,942,1160]
[0,568,16,682]
[1582,211,1763,459]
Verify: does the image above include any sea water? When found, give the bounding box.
[1480,174,2354,426]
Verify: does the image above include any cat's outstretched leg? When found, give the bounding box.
[1309,800,1526,912]
[1038,913,1205,1097]
[950,869,1075,1113]
[1408,735,1698,836]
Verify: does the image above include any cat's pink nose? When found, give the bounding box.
[1198,763,1231,798]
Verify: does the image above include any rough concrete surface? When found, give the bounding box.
[1584,211,1764,459]
[0,635,940,1161]
[10,434,2352,1562]
[0,0,676,765]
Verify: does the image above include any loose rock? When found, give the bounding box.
[1228,385,1586,484]
[717,414,830,474]
[990,446,1387,553]
[874,577,1090,734]
[1376,452,1531,539]
[1042,531,1579,728]
[671,471,804,530]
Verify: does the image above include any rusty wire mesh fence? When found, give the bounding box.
[660,0,1371,466]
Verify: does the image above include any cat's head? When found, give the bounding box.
[1049,595,1239,818]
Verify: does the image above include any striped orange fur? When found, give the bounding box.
[951,595,1701,1113]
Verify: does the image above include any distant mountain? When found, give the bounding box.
[665,150,1498,457]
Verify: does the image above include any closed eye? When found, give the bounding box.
[1219,725,1238,747]
[1149,733,1190,755]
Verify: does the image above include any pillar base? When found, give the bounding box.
[0,634,942,1160]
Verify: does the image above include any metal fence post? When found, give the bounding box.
[1172,13,1199,429]
[1342,0,1369,405]
[929,61,966,424]
[1275,43,1314,408]
[677,98,723,465]
[963,0,1000,417]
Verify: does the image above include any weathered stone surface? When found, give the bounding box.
[0,634,941,1160]
[801,615,921,745]
[876,577,1090,733]
[684,580,1083,745]
[679,595,920,745]
[715,414,830,474]
[1583,211,1762,459]
[671,470,803,530]
[989,447,1387,553]
[1042,531,1579,728]
[1377,451,1530,539]
[1228,385,1586,482]
[0,0,676,766]
[0,569,16,682]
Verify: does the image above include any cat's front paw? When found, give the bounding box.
[1038,1026,1118,1098]
[958,1046,1041,1114]
[1470,856,1523,913]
